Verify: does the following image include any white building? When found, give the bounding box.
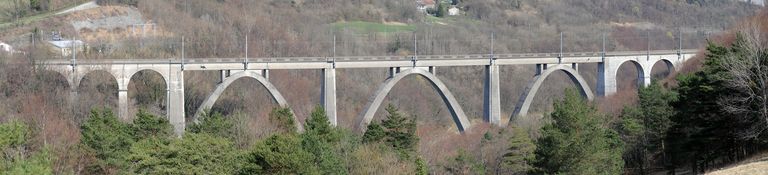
[448,6,460,16]
[417,0,436,12]
[0,42,13,53]
[48,40,85,57]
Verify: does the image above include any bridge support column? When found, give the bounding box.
[389,67,401,78]
[322,68,337,126]
[118,89,129,121]
[168,66,186,136]
[483,63,501,126]
[643,76,652,87]
[429,66,436,74]
[598,62,618,96]
[219,70,225,84]
[642,62,652,87]
[535,64,548,75]
[69,90,78,107]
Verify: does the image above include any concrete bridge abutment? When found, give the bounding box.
[483,61,501,126]
[322,67,337,126]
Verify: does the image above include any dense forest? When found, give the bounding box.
[1,0,767,174]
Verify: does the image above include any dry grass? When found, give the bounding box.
[707,154,768,175]
[707,161,768,175]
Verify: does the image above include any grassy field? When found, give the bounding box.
[331,21,416,33]
[0,1,90,30]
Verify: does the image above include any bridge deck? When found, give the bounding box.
[38,50,697,70]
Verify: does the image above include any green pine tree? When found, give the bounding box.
[132,109,173,139]
[0,120,53,175]
[240,134,318,174]
[533,89,624,174]
[362,123,385,143]
[380,104,419,154]
[269,107,297,133]
[302,106,346,174]
[127,133,240,174]
[304,106,339,143]
[501,126,535,174]
[188,110,235,139]
[80,108,135,171]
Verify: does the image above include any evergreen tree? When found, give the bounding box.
[270,107,297,133]
[304,106,339,143]
[302,106,346,174]
[435,2,447,17]
[380,104,419,154]
[0,120,53,175]
[127,133,240,174]
[188,110,234,139]
[415,158,429,175]
[667,41,753,173]
[80,108,134,171]
[638,81,677,146]
[362,123,385,143]
[501,126,535,174]
[240,134,318,174]
[0,120,30,150]
[619,106,648,174]
[533,89,624,174]
[2,149,52,175]
[132,109,173,139]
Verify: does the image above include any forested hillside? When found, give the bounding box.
[0,0,764,174]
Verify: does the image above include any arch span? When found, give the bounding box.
[127,69,169,116]
[613,59,653,90]
[37,69,72,89]
[511,64,594,122]
[77,69,120,90]
[357,68,471,132]
[42,65,75,90]
[193,70,303,132]
[615,59,645,89]
[77,69,119,90]
[127,68,170,89]
[650,59,675,79]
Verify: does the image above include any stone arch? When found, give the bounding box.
[37,68,73,90]
[126,68,170,90]
[77,69,119,90]
[511,64,594,122]
[193,70,303,132]
[649,59,675,80]
[357,68,471,132]
[76,69,121,116]
[614,59,646,89]
[126,69,170,117]
[43,65,75,90]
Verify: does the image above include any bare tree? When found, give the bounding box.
[719,21,768,139]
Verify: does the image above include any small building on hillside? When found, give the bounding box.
[417,0,436,12]
[48,40,85,57]
[448,6,460,16]
[0,42,13,53]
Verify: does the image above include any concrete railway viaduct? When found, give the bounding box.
[40,49,696,135]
